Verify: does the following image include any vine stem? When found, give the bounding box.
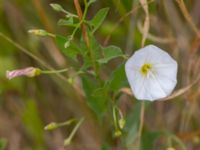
[0,32,85,98]
[137,0,149,149]
[73,0,89,47]
[73,0,99,78]
[137,101,145,150]
[41,68,70,74]
[0,32,49,69]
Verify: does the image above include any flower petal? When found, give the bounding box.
[125,44,178,101]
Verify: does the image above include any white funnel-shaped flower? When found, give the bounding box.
[125,45,178,101]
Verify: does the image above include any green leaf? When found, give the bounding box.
[88,0,97,6]
[89,33,101,59]
[89,8,109,33]
[124,101,141,148]
[58,18,77,27]
[141,131,161,150]
[56,35,80,60]
[80,33,101,70]
[81,76,108,117]
[109,64,128,91]
[97,45,124,64]
[124,102,150,150]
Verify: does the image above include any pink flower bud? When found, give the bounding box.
[6,67,41,80]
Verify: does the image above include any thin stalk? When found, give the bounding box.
[57,118,77,128]
[73,0,99,78]
[0,32,84,98]
[41,68,70,74]
[0,32,49,68]
[137,101,145,150]
[64,117,85,146]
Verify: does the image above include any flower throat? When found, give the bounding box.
[140,63,152,76]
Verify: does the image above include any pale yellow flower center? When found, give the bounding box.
[140,63,152,76]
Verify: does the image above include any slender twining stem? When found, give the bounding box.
[113,106,118,131]
[0,32,70,82]
[41,68,70,74]
[73,0,89,47]
[176,0,200,38]
[57,118,77,128]
[44,118,77,130]
[137,1,149,149]
[0,32,48,68]
[73,0,99,78]
[64,117,85,146]
[137,101,145,149]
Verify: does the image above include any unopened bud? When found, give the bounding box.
[50,3,63,12]
[119,118,125,129]
[28,29,48,36]
[6,67,41,80]
[67,78,74,84]
[44,122,58,130]
[114,130,122,137]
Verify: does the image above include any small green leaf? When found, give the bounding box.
[82,76,108,117]
[142,131,161,150]
[56,35,80,60]
[109,64,128,91]
[98,45,124,64]
[88,0,97,6]
[124,102,150,149]
[89,33,101,59]
[58,18,77,27]
[80,33,101,70]
[89,8,109,33]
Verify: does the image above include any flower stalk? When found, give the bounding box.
[64,117,84,146]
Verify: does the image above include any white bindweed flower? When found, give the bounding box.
[125,45,178,101]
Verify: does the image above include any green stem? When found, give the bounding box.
[64,117,85,146]
[0,32,48,68]
[41,68,70,74]
[171,134,187,150]
[57,118,77,128]
[137,101,145,150]
[113,106,118,130]
[0,32,72,83]
[83,1,99,78]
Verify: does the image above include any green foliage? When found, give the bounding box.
[81,76,109,118]
[58,18,77,27]
[56,35,80,61]
[89,8,110,33]
[124,101,141,148]
[97,45,124,64]
[88,0,97,6]
[141,131,161,150]
[109,64,128,91]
